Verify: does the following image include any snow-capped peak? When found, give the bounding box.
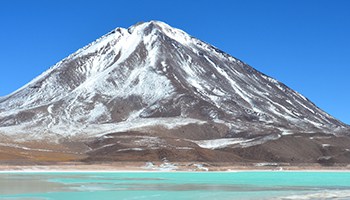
[0,20,348,140]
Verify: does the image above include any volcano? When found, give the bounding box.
[0,21,349,166]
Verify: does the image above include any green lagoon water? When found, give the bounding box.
[1,172,350,200]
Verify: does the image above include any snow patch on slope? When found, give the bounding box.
[92,117,207,137]
[193,138,254,149]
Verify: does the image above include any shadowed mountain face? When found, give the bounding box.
[0,21,349,165]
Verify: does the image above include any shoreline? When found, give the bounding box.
[1,162,350,173]
[2,170,350,173]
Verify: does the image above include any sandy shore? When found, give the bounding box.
[1,162,350,172]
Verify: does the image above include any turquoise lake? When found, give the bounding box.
[1,172,350,199]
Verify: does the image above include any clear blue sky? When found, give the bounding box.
[0,0,349,124]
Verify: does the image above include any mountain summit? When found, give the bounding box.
[0,21,349,165]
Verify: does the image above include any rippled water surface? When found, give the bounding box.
[1,172,350,200]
